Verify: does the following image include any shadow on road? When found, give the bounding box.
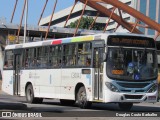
[0,102,27,110]
[39,101,160,112]
[131,104,160,112]
[0,92,160,112]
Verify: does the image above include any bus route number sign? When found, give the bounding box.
[107,36,155,48]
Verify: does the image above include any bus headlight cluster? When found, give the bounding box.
[147,83,158,93]
[105,82,119,92]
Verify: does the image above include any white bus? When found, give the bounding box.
[2,33,158,110]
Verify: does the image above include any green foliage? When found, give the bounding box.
[68,17,103,30]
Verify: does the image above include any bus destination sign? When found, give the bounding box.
[107,36,155,48]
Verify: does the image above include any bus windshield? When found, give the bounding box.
[106,47,158,81]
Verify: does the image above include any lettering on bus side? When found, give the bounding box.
[29,72,40,79]
[71,73,81,78]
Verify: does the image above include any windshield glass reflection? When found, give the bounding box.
[107,47,158,81]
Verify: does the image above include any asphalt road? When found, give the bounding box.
[0,91,160,119]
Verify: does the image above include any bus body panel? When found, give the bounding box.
[20,68,93,100]
[20,69,61,98]
[36,69,61,98]
[20,69,36,96]
[2,70,14,95]
[61,68,93,100]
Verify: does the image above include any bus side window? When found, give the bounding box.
[86,58,91,66]
[49,45,62,68]
[49,46,55,67]
[78,43,85,66]
[27,48,36,68]
[47,59,52,67]
[57,46,62,67]
[4,61,8,68]
[78,42,91,67]
[44,46,49,67]
[23,49,29,68]
[4,50,14,69]
[63,44,76,67]
[37,47,48,68]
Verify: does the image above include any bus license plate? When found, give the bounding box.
[148,96,156,100]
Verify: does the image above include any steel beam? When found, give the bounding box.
[17,0,26,43]
[101,0,160,33]
[79,0,142,34]
[64,0,78,27]
[74,0,88,36]
[38,0,48,25]
[10,0,18,23]
[45,0,57,39]
[89,12,99,30]
[103,7,116,32]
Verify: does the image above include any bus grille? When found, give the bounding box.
[124,95,143,99]
[117,82,150,88]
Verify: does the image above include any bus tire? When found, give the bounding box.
[118,103,133,111]
[60,99,75,106]
[26,84,37,103]
[77,86,92,109]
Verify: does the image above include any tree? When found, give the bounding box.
[67,17,104,30]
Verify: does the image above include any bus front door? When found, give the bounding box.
[93,47,104,100]
[13,49,22,96]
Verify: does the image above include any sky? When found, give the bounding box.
[0,0,75,25]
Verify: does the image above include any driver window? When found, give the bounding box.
[4,50,13,69]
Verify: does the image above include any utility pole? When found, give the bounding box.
[24,0,28,43]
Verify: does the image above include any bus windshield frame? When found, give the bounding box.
[106,35,158,81]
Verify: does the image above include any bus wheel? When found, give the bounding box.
[118,103,133,111]
[26,84,36,103]
[77,86,92,109]
[60,99,75,106]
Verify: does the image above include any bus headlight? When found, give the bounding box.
[105,82,119,92]
[147,84,158,93]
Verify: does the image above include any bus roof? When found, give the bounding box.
[5,33,153,50]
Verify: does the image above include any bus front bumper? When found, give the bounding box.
[104,90,158,103]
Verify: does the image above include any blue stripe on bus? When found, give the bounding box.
[62,38,71,43]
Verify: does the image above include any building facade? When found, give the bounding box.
[40,0,132,32]
[40,0,160,35]
[132,0,160,35]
